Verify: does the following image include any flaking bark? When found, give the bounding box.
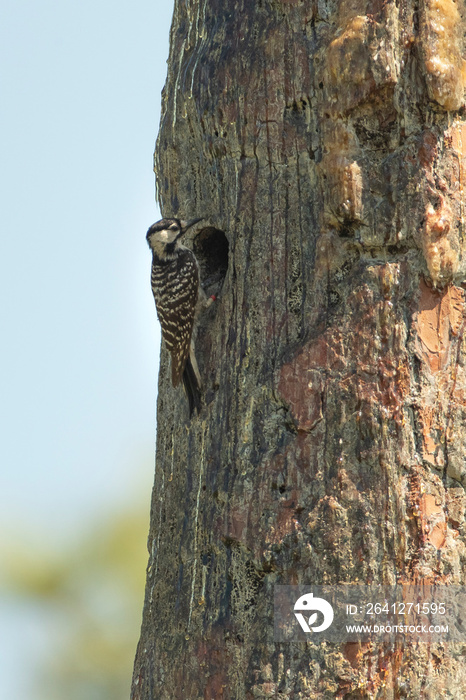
[132,0,466,697]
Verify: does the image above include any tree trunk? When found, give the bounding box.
[132,0,466,697]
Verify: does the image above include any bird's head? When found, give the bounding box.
[146,217,202,259]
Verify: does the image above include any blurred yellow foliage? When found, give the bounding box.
[1,503,150,700]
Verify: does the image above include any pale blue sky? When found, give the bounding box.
[1,0,174,539]
[1,1,174,695]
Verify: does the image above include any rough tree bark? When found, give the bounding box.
[132,0,466,697]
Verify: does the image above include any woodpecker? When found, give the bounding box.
[146,217,204,417]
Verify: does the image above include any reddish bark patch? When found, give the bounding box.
[418,130,438,168]
[196,632,229,699]
[414,280,466,466]
[420,493,442,517]
[428,522,447,549]
[225,502,249,543]
[278,332,345,431]
[414,280,464,372]
[420,493,446,549]
[342,641,363,668]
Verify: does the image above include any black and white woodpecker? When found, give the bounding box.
[146,217,206,417]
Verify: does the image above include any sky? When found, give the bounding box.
[0,0,174,538]
[1,0,174,695]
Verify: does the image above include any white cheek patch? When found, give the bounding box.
[159,229,178,243]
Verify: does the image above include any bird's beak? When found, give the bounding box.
[180,218,203,232]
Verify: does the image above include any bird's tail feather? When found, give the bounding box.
[183,357,202,417]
